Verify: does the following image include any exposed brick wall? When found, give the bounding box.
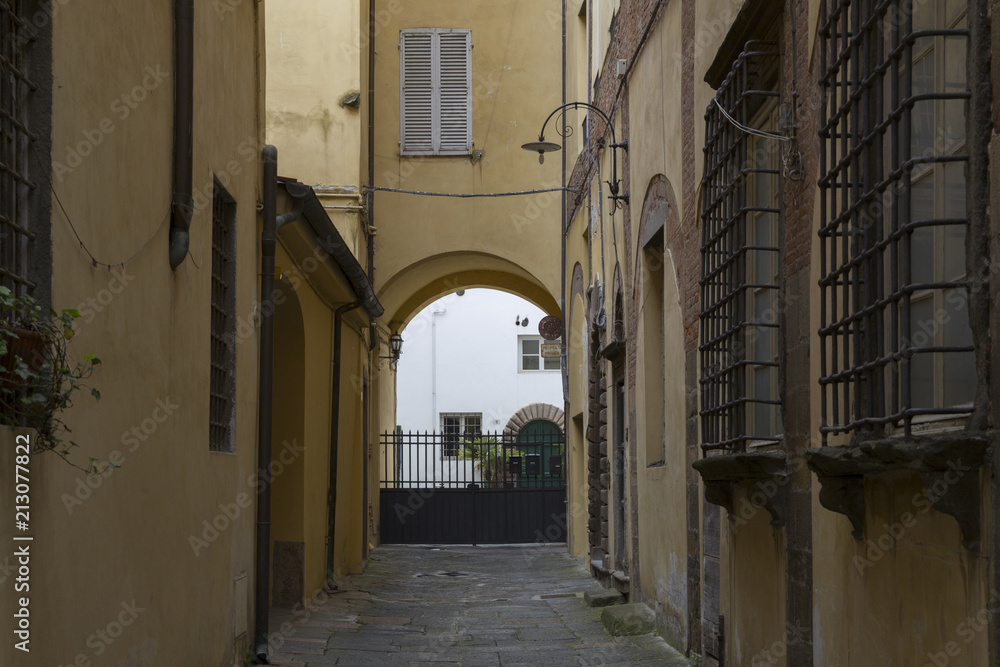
[567,0,667,228]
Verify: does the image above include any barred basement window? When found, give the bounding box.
[699,41,782,453]
[818,1,973,442]
[1,2,37,297]
[209,180,236,453]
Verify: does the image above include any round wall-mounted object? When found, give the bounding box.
[538,315,562,340]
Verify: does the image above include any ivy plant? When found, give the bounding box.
[0,286,102,470]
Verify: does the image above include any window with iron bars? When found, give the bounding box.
[1,1,37,298]
[441,413,481,458]
[209,180,236,453]
[818,1,973,443]
[699,41,783,453]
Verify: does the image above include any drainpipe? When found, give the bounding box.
[560,0,568,405]
[431,309,446,427]
[169,0,194,269]
[326,300,362,589]
[367,0,376,288]
[254,145,278,663]
[366,0,378,350]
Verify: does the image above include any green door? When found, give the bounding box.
[516,420,564,487]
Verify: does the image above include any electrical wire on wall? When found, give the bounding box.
[364,186,577,198]
[707,0,805,181]
[480,0,521,156]
[594,149,607,330]
[32,143,170,272]
[782,0,803,181]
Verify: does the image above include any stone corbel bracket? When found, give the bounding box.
[693,451,788,526]
[805,434,990,550]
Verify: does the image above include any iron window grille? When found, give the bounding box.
[699,42,782,453]
[818,1,973,443]
[1,1,37,297]
[209,180,236,453]
[441,413,481,458]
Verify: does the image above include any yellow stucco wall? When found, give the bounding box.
[271,232,373,597]
[371,0,564,324]
[264,0,385,603]
[0,1,265,664]
[564,1,993,664]
[265,0,362,189]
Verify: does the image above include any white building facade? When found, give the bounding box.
[396,289,563,436]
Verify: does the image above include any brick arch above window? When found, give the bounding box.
[503,403,565,438]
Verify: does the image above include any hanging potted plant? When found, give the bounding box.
[0,286,101,467]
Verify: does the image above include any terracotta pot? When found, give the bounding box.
[0,327,47,391]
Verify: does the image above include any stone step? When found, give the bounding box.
[584,588,625,608]
[611,569,631,595]
[601,602,656,636]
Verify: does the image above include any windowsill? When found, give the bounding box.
[399,151,473,158]
[804,431,989,548]
[692,449,787,525]
[885,409,971,437]
[746,438,783,452]
[599,338,625,362]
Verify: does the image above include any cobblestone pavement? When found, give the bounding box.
[267,544,691,666]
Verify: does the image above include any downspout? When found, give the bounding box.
[367,0,376,286]
[254,145,278,663]
[366,0,378,350]
[560,0,568,406]
[431,309,446,426]
[326,300,363,589]
[169,0,194,269]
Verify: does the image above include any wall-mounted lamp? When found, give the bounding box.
[515,316,530,328]
[522,101,630,212]
[379,333,404,368]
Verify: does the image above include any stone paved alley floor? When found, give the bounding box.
[268,545,691,666]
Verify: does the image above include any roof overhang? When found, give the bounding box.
[276,179,384,319]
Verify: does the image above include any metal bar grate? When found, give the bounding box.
[0,0,36,297]
[209,181,236,452]
[380,431,566,490]
[699,41,781,453]
[818,0,973,442]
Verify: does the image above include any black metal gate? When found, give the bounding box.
[379,430,567,544]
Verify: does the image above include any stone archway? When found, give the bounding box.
[503,403,565,437]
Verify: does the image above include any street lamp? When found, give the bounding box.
[380,333,404,368]
[522,101,629,211]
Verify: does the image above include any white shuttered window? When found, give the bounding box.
[400,29,472,156]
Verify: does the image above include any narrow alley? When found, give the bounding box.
[268,546,690,666]
[5,0,1000,664]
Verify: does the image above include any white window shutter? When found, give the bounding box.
[400,29,471,155]
[437,31,472,154]
[400,31,434,153]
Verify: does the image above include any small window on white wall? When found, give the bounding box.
[441,413,481,457]
[520,336,561,372]
[400,28,472,156]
